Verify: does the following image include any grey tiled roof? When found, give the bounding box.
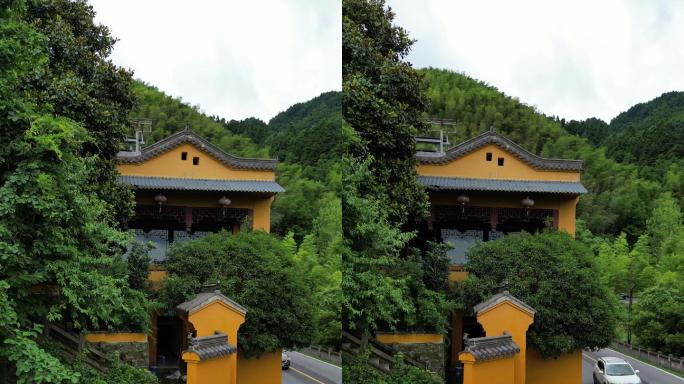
[417,176,587,194]
[119,175,284,193]
[117,130,278,170]
[463,333,520,361]
[186,332,236,361]
[177,290,248,316]
[473,291,536,316]
[416,131,583,171]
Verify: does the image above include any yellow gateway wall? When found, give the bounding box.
[117,143,275,181]
[417,144,579,182]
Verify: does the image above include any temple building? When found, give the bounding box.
[86,130,284,384]
[378,131,587,384]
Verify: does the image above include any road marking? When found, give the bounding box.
[291,351,342,370]
[605,348,684,382]
[289,367,327,384]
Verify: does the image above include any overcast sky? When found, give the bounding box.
[89,0,341,122]
[387,0,684,122]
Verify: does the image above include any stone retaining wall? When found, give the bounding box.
[87,340,149,369]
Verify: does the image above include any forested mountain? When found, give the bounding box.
[421,68,684,355]
[129,82,342,346]
[563,92,684,202]
[420,67,664,237]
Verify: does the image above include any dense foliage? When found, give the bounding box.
[0,1,153,382]
[460,232,617,358]
[342,0,451,344]
[579,193,684,354]
[343,350,442,384]
[420,68,662,238]
[129,80,343,346]
[422,66,684,356]
[564,91,684,210]
[160,231,316,357]
[129,82,269,158]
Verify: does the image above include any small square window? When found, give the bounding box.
[192,157,199,165]
[498,157,504,166]
[181,152,188,160]
[486,152,493,161]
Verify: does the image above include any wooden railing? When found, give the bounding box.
[44,323,110,372]
[341,332,429,374]
[612,341,684,373]
[299,346,342,365]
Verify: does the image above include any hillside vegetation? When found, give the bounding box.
[420,67,684,355]
[129,83,342,346]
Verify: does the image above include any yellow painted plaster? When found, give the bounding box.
[183,351,230,384]
[526,348,582,384]
[186,300,245,384]
[84,332,147,343]
[477,301,534,384]
[417,145,580,182]
[237,350,282,384]
[117,143,275,181]
[376,333,443,344]
[460,352,515,384]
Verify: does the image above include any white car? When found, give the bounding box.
[593,357,641,384]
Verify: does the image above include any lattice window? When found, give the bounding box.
[131,228,169,263]
[441,229,484,265]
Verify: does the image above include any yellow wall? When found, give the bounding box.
[477,302,534,384]
[118,144,275,181]
[376,333,443,344]
[417,145,580,182]
[460,353,515,384]
[183,352,230,384]
[526,348,582,384]
[448,270,469,282]
[252,195,274,232]
[237,350,282,384]
[84,332,147,343]
[558,197,579,236]
[186,301,246,384]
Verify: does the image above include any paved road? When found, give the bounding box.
[583,348,684,384]
[282,351,342,384]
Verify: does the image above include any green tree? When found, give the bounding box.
[343,0,428,225]
[460,231,617,358]
[632,277,684,356]
[342,1,451,348]
[647,193,683,263]
[160,231,316,357]
[0,4,152,381]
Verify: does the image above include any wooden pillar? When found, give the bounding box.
[451,311,464,363]
[489,208,498,230]
[185,207,193,232]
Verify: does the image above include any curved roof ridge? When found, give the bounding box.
[117,130,278,171]
[473,290,536,316]
[416,131,582,171]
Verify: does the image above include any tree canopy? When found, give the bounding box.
[342,0,451,343]
[459,231,617,358]
[160,231,316,357]
[0,1,153,381]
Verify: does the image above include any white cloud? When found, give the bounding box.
[387,0,684,121]
[89,0,341,121]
